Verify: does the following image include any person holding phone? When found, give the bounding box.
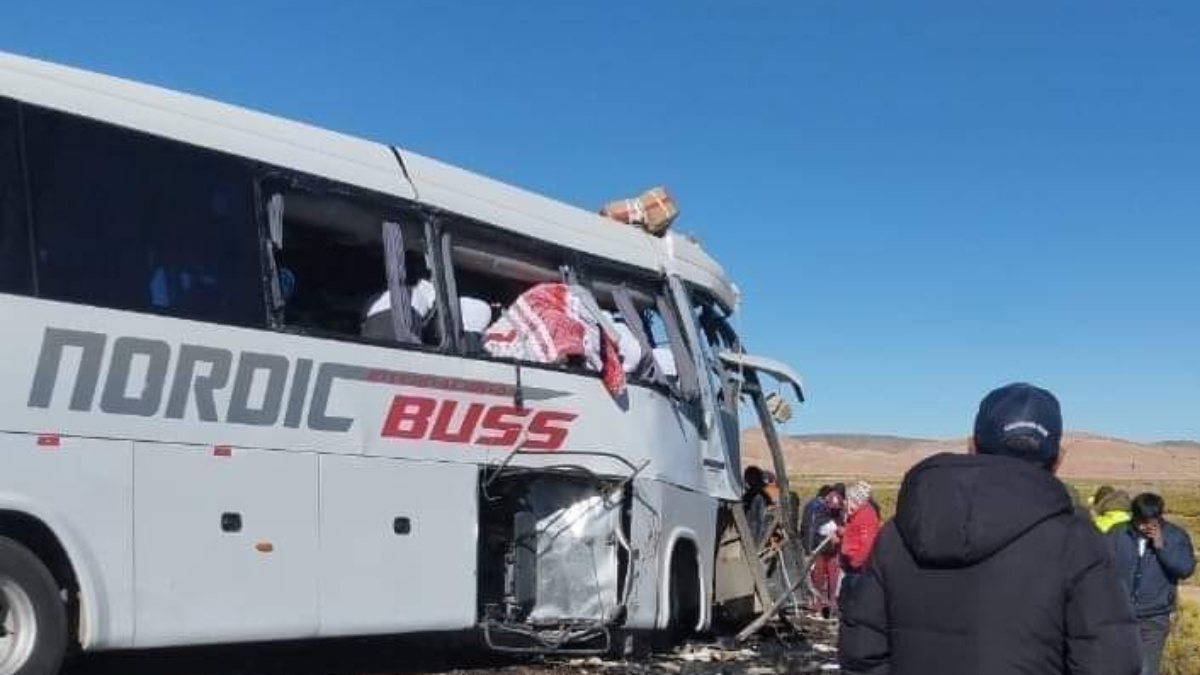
[1109,492,1196,675]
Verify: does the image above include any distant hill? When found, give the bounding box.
[790,434,939,454]
[1155,440,1200,451]
[742,431,1200,482]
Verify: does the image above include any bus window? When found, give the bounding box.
[23,106,264,327]
[587,276,680,391]
[0,99,32,296]
[644,306,679,379]
[588,271,701,401]
[697,302,740,353]
[263,186,439,347]
[444,220,566,358]
[687,290,742,425]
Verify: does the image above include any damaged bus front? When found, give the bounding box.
[473,285,809,654]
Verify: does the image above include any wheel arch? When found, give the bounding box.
[0,496,109,649]
[657,528,708,632]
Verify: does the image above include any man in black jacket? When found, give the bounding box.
[839,383,1140,675]
[1109,492,1196,675]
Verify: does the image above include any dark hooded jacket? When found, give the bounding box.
[800,496,832,553]
[1108,520,1195,618]
[839,453,1140,675]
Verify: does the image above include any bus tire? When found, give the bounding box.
[0,536,67,675]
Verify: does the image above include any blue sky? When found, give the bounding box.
[3,2,1197,441]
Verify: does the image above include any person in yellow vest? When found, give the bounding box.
[1091,487,1132,533]
[1089,485,1114,508]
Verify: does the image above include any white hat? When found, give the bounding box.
[847,481,872,510]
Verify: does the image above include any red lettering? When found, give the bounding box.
[380,395,577,450]
[475,406,530,447]
[430,400,485,443]
[381,395,436,439]
[524,410,578,451]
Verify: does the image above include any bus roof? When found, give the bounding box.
[0,51,739,310]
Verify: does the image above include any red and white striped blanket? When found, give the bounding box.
[483,283,626,396]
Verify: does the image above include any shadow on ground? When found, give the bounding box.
[63,633,510,675]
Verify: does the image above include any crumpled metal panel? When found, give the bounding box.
[525,479,622,624]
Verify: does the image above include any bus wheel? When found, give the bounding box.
[0,537,66,675]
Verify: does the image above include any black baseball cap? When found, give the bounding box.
[973,383,1063,469]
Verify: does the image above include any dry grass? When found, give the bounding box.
[1164,599,1200,675]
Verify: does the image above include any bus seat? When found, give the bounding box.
[363,279,437,342]
[460,296,492,354]
[460,296,492,333]
[653,346,677,378]
[609,319,643,373]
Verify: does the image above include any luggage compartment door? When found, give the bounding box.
[132,443,319,646]
[317,455,478,636]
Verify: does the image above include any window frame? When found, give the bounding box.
[574,254,695,399]
[21,102,267,327]
[433,215,708,400]
[253,166,452,354]
[438,213,591,375]
[0,97,35,297]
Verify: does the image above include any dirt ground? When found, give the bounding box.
[63,620,841,675]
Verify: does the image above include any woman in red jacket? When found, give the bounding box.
[839,481,881,600]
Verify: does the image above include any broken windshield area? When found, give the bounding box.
[686,288,743,454]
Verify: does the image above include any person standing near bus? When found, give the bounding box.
[801,485,834,554]
[839,383,1140,675]
[838,481,880,599]
[812,485,845,618]
[742,466,774,547]
[762,470,782,508]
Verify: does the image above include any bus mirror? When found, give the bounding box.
[267,193,284,249]
[716,351,806,403]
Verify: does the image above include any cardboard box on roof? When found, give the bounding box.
[600,186,679,236]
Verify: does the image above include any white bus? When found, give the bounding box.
[0,52,805,675]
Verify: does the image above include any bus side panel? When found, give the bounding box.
[502,365,708,493]
[624,479,718,631]
[317,455,478,637]
[0,293,503,465]
[0,432,134,649]
[132,443,319,647]
[1,294,711,496]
